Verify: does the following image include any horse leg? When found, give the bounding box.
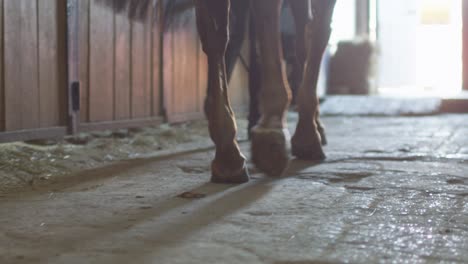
[287,0,306,106]
[315,108,327,145]
[194,0,249,183]
[251,0,292,176]
[248,9,261,139]
[225,0,249,81]
[223,0,258,139]
[291,0,336,159]
[289,0,327,146]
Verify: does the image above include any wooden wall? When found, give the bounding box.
[463,0,468,90]
[78,1,248,124]
[228,36,250,112]
[77,0,162,124]
[0,0,67,132]
[163,9,204,122]
[0,0,249,140]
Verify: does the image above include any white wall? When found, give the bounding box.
[377,0,420,89]
[330,0,356,46]
[377,0,462,93]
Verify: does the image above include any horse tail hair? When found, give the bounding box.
[95,0,195,27]
[95,0,155,21]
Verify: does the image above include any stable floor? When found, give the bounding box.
[1,114,467,263]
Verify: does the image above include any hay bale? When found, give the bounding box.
[327,39,376,95]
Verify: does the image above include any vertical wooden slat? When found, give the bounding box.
[197,39,208,116]
[164,9,216,122]
[4,0,40,130]
[153,4,162,116]
[173,27,183,115]
[0,0,4,131]
[114,12,131,120]
[172,11,198,116]
[152,1,162,117]
[172,22,184,115]
[38,0,66,127]
[163,16,175,120]
[228,34,250,110]
[188,12,200,114]
[171,23,186,114]
[89,1,114,122]
[131,18,151,118]
[67,0,81,133]
[78,0,90,122]
[145,9,153,117]
[463,0,468,90]
[56,0,68,126]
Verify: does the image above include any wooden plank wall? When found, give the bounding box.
[228,35,250,112]
[0,0,67,132]
[78,0,162,124]
[164,9,249,123]
[463,0,468,90]
[164,9,203,122]
[0,0,248,136]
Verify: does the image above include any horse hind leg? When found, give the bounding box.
[291,0,336,159]
[289,0,328,147]
[195,0,249,183]
[250,0,292,176]
[316,109,327,146]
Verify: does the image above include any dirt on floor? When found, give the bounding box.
[0,119,249,195]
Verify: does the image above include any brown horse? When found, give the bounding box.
[97,0,336,183]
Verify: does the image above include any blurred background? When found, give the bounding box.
[319,0,464,98]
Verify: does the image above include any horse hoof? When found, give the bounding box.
[251,127,290,177]
[291,133,326,160]
[291,144,326,160]
[211,161,250,184]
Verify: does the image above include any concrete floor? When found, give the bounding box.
[1,114,467,263]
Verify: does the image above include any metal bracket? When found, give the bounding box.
[71,81,80,112]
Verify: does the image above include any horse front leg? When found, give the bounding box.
[251,0,291,176]
[291,0,336,159]
[195,0,249,183]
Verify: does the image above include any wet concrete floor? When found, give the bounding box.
[0,114,467,263]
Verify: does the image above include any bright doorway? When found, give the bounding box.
[377,0,462,97]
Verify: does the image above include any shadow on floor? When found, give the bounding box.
[43,177,276,263]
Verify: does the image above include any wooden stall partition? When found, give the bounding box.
[197,40,208,119]
[0,0,248,143]
[4,0,40,131]
[0,0,68,141]
[77,0,163,131]
[114,9,132,120]
[88,0,115,122]
[228,35,250,114]
[77,0,90,123]
[163,9,204,123]
[463,0,468,90]
[0,0,4,132]
[130,15,153,119]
